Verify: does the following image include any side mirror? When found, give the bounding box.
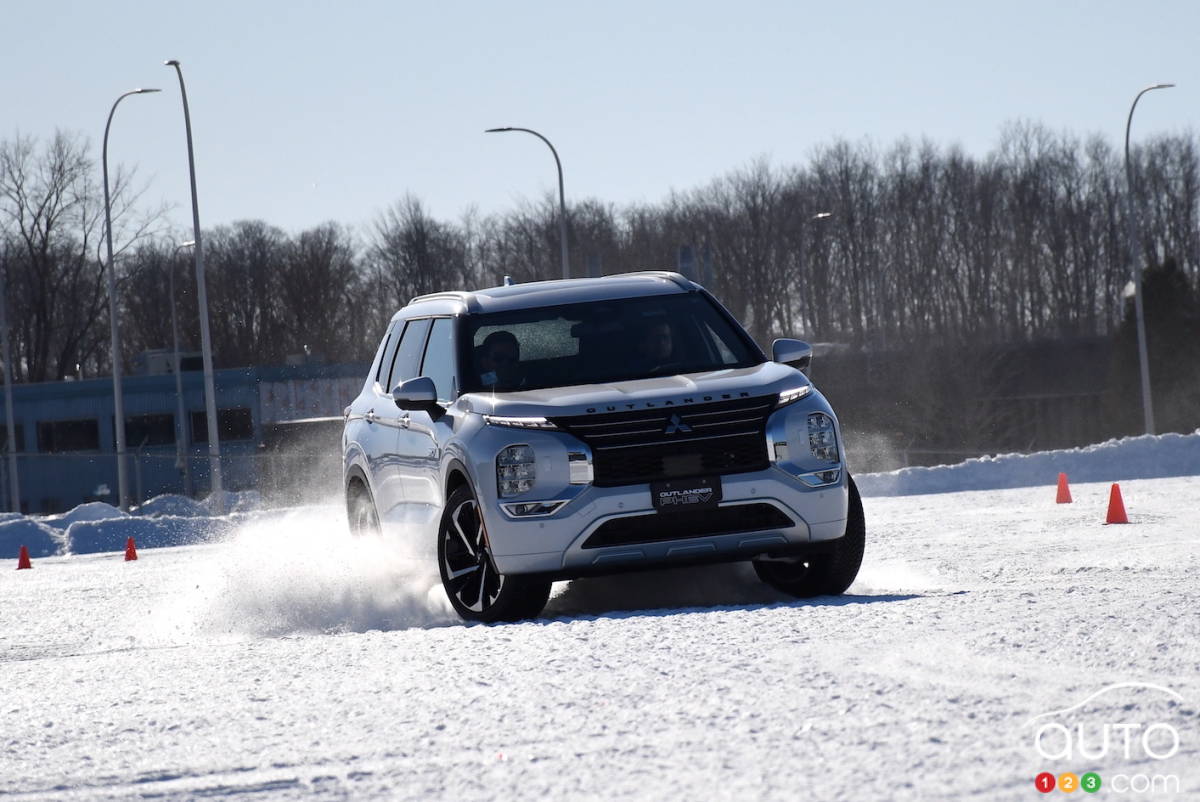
[392,376,441,412]
[772,338,813,370]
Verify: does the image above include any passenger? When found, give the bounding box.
[478,330,522,389]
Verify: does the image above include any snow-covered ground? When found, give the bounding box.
[2,435,1198,799]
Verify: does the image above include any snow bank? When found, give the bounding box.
[856,429,1200,497]
[65,515,238,556]
[133,494,208,518]
[102,490,262,519]
[0,517,66,559]
[39,501,129,531]
[0,493,275,558]
[203,489,263,514]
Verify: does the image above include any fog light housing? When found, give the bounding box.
[797,468,842,487]
[502,500,568,517]
[497,444,536,497]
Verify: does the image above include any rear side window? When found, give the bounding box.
[373,322,399,386]
[386,318,432,391]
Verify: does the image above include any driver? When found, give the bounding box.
[633,319,674,371]
[478,330,522,389]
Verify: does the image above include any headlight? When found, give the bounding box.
[497,444,536,497]
[483,415,559,430]
[807,412,839,463]
[777,385,812,407]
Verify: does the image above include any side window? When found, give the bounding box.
[421,318,457,402]
[373,322,400,387]
[386,318,432,391]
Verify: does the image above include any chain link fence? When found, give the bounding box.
[1,420,345,514]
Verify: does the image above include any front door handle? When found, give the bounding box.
[399,413,411,429]
[365,409,376,424]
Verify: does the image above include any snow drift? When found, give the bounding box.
[854,429,1200,496]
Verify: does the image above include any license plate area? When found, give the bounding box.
[650,476,722,512]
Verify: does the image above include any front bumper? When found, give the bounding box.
[484,465,849,577]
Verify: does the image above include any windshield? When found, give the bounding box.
[460,292,763,393]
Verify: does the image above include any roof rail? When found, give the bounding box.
[602,270,695,290]
[408,290,474,307]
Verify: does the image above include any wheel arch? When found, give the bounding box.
[345,463,371,497]
[444,459,473,503]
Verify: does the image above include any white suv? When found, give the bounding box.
[343,272,864,621]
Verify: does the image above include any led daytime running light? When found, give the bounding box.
[483,415,558,430]
[778,385,812,406]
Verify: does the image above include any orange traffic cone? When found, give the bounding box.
[1105,483,1129,524]
[16,545,32,570]
[1056,472,1073,504]
[124,537,138,562]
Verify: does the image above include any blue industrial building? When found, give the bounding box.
[1,358,366,513]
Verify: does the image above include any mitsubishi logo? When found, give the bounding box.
[663,413,692,434]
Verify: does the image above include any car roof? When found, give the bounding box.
[396,271,698,319]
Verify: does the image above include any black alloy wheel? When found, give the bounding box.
[438,484,551,622]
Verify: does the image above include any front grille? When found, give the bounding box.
[582,503,794,549]
[549,395,775,487]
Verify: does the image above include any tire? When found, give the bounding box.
[753,474,865,598]
[347,480,381,536]
[438,484,552,623]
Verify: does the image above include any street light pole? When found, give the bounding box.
[103,87,160,511]
[170,240,195,496]
[164,59,223,509]
[0,246,19,512]
[1123,82,1174,436]
[485,127,569,280]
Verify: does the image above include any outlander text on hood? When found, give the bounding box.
[342,271,864,622]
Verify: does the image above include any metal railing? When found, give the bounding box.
[0,450,343,515]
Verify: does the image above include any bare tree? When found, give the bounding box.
[366,194,468,332]
[0,131,158,381]
[278,222,364,362]
[204,220,288,366]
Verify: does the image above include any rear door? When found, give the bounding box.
[348,321,399,509]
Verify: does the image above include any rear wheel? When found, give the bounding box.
[347,480,381,536]
[438,484,551,622]
[753,475,865,598]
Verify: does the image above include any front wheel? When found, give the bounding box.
[438,485,551,623]
[753,474,865,598]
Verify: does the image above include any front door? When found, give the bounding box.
[373,317,432,526]
[397,316,457,531]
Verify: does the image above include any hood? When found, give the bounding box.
[461,362,806,417]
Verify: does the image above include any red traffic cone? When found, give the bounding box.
[1105,483,1129,524]
[124,537,138,562]
[1056,472,1073,504]
[16,545,32,570]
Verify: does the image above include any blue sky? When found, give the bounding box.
[4,0,1196,235]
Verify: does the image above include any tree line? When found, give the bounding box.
[2,122,1198,398]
